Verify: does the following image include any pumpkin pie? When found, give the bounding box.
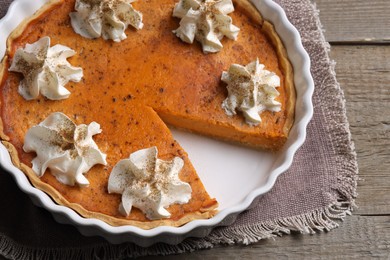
[0,0,295,229]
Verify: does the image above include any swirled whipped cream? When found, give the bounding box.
[173,0,240,53]
[23,112,107,187]
[222,59,281,125]
[70,0,143,42]
[108,147,192,220]
[9,37,83,101]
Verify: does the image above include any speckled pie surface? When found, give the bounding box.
[0,0,294,228]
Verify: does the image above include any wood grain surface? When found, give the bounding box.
[142,0,390,258]
[315,0,390,44]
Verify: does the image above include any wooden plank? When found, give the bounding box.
[144,216,390,259]
[313,0,390,43]
[329,45,390,215]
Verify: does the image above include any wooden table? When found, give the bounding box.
[150,0,390,258]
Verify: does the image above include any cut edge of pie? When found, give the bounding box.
[2,138,219,229]
[157,0,295,151]
[0,0,295,229]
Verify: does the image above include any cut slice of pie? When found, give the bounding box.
[0,0,295,228]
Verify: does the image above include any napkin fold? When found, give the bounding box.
[0,0,358,258]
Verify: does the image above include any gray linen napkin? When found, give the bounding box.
[0,0,358,258]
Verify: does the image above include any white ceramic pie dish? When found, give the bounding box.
[0,0,314,246]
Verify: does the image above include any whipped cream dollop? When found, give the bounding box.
[70,0,143,42]
[9,37,83,100]
[23,112,107,187]
[222,59,281,125]
[173,0,240,53]
[108,147,192,220]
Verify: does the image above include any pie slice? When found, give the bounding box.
[0,0,295,228]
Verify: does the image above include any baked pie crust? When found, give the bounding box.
[0,0,295,229]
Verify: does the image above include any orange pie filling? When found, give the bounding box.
[0,0,294,228]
